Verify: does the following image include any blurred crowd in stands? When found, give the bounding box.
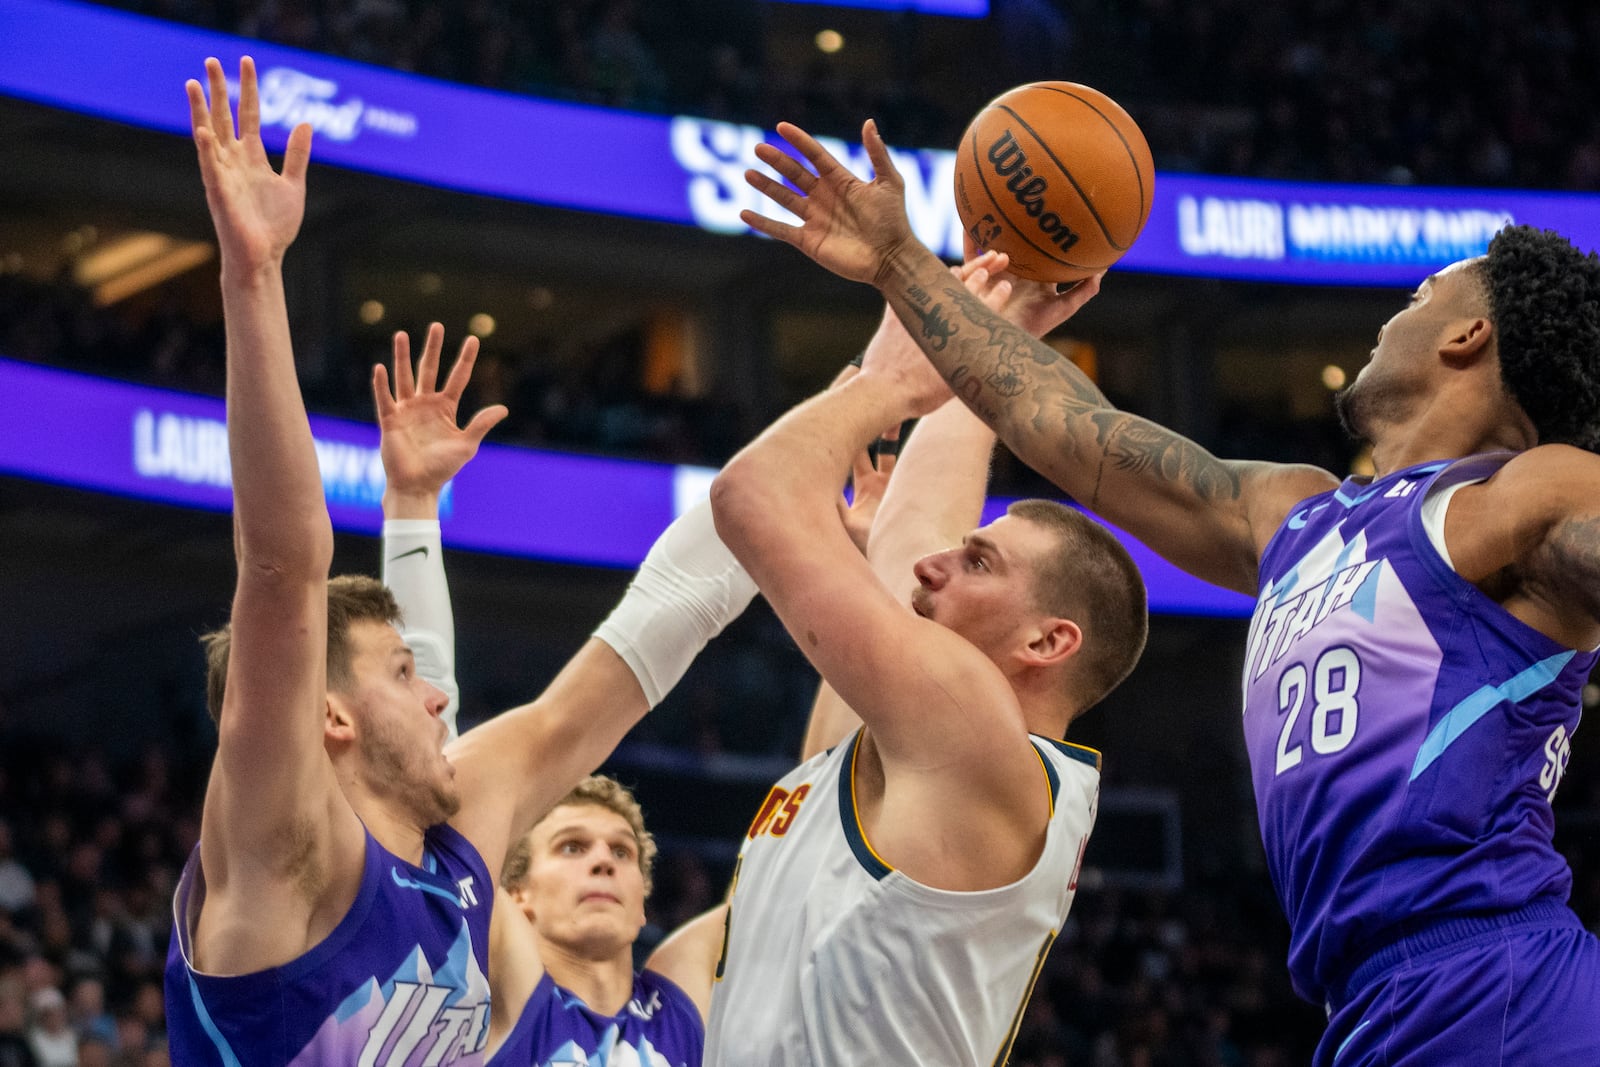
[0,268,747,469]
[91,0,1600,191]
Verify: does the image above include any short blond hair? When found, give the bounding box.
[1006,499,1149,711]
[502,776,658,895]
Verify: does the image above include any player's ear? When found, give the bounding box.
[1022,616,1082,669]
[1440,316,1492,367]
[325,694,356,741]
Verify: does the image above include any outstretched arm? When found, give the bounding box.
[485,887,545,1055]
[376,323,508,739]
[447,497,758,883]
[741,121,1337,593]
[862,251,1094,602]
[187,56,363,974]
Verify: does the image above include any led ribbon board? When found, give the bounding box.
[766,0,988,15]
[0,357,1252,616]
[3,0,1596,287]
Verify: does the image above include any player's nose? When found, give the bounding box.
[912,551,947,588]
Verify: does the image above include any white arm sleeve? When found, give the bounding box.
[593,497,760,707]
[382,518,461,738]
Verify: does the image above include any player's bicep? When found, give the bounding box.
[1030,414,1317,592]
[1545,508,1600,624]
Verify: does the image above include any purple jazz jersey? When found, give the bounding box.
[166,823,494,1066]
[486,971,703,1067]
[1241,454,1596,1005]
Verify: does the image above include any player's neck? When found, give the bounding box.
[1013,678,1074,742]
[1366,401,1532,478]
[349,792,429,866]
[539,939,636,1016]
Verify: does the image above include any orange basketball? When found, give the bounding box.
[953,82,1155,283]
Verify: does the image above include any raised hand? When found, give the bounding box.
[373,323,509,507]
[839,422,900,556]
[959,235,1105,338]
[1003,270,1104,338]
[186,56,311,270]
[740,120,917,286]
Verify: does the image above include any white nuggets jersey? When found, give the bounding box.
[704,729,1100,1067]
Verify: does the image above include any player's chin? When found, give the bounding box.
[433,783,463,822]
[429,771,464,821]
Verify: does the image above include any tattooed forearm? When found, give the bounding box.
[915,302,957,351]
[948,365,1002,425]
[886,256,1241,516]
[1089,412,1243,505]
[900,282,958,350]
[934,281,1109,407]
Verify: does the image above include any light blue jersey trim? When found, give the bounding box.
[390,865,461,906]
[186,973,243,1067]
[1332,484,1382,508]
[1333,1019,1372,1063]
[1409,650,1577,781]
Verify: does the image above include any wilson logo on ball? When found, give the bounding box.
[954,82,1154,283]
[986,129,1081,252]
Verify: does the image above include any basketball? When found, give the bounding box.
[953,82,1155,283]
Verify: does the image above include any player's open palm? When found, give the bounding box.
[741,120,916,285]
[186,56,311,269]
[373,323,509,497]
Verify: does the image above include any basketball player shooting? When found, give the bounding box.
[741,118,1600,1064]
[704,251,1149,1065]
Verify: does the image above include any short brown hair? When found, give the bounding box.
[1006,499,1149,712]
[201,574,401,725]
[501,776,658,896]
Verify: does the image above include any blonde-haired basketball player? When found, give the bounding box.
[703,253,1148,1065]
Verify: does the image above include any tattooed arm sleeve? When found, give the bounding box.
[876,243,1293,593]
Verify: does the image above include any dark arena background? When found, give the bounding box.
[2,1,1599,1064]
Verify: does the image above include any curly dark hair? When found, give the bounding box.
[1480,225,1600,453]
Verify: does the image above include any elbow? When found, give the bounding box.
[236,512,335,580]
[710,458,769,559]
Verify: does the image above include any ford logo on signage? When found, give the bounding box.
[255,66,418,143]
